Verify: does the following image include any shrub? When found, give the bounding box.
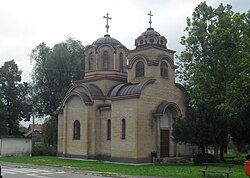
[193,153,216,166]
[33,144,57,156]
[246,154,250,160]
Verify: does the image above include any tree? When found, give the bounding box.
[0,91,9,136]
[42,116,58,146]
[174,2,250,158]
[229,104,250,151]
[224,10,250,148]
[219,10,250,116]
[0,60,32,135]
[30,37,85,116]
[172,102,228,156]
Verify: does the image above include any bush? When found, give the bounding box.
[193,153,216,166]
[33,144,57,156]
[246,154,250,160]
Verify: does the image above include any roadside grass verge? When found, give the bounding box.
[0,156,245,177]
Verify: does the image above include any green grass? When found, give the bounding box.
[0,156,246,177]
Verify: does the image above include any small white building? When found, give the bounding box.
[0,137,32,156]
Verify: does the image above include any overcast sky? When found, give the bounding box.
[0,0,249,82]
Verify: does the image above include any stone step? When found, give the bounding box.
[161,157,189,164]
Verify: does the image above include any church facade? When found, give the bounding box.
[57,13,190,163]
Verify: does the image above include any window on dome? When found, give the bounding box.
[161,61,168,78]
[136,61,144,77]
[119,52,123,72]
[103,50,109,70]
[89,52,94,71]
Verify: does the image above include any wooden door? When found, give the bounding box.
[160,129,169,157]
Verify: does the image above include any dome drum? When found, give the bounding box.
[135,28,167,49]
[85,34,128,79]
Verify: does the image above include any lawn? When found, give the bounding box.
[0,156,246,177]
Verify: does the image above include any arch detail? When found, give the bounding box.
[156,55,178,69]
[127,54,149,69]
[153,101,182,118]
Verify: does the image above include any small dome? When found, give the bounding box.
[92,34,122,48]
[141,28,160,37]
[134,28,167,49]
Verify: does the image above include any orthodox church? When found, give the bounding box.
[57,12,190,163]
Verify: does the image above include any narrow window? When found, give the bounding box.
[107,119,111,140]
[73,120,80,140]
[103,50,109,70]
[161,61,168,77]
[135,61,144,77]
[119,52,123,72]
[89,52,94,71]
[121,119,126,139]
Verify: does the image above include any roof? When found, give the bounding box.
[24,130,42,137]
[92,34,122,48]
[141,28,161,37]
[28,124,43,132]
[58,83,104,111]
[135,27,167,49]
[85,84,104,97]
[109,79,155,98]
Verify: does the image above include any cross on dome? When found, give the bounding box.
[103,13,112,34]
[148,11,153,28]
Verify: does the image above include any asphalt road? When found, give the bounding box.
[0,163,164,178]
[0,165,118,178]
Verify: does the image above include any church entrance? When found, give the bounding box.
[160,129,169,157]
[153,101,182,158]
[159,111,170,158]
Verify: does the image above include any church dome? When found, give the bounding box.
[85,33,128,81]
[135,27,167,49]
[140,28,161,37]
[92,34,122,48]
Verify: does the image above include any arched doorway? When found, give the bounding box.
[153,101,182,158]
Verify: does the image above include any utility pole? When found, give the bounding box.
[0,166,2,178]
[31,113,35,155]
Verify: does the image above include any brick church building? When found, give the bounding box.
[57,12,190,163]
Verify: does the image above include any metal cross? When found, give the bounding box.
[103,13,112,33]
[148,11,153,28]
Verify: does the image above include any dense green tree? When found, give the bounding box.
[229,105,250,151]
[42,116,58,146]
[30,37,85,116]
[0,92,9,136]
[0,60,32,135]
[224,10,250,148]
[172,103,228,157]
[174,2,250,158]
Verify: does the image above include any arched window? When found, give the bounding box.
[161,61,168,77]
[73,120,80,140]
[121,118,126,139]
[119,52,123,72]
[107,119,111,140]
[89,52,94,71]
[103,50,109,70]
[135,61,144,77]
